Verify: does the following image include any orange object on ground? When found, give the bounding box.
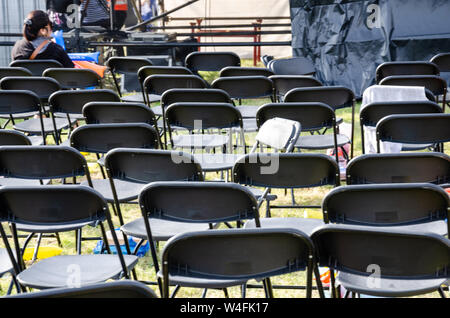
[73,60,107,78]
[445,188,450,196]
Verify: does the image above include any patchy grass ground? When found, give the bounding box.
[0,59,448,298]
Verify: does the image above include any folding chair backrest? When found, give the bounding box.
[143,74,207,96]
[107,57,153,75]
[376,113,450,145]
[83,102,157,125]
[346,152,450,185]
[360,101,442,127]
[9,59,63,76]
[256,102,335,131]
[162,228,313,293]
[0,130,31,146]
[49,89,120,115]
[105,148,204,183]
[161,88,232,111]
[70,123,159,154]
[0,145,90,180]
[0,67,32,79]
[430,53,450,73]
[322,183,449,226]
[269,75,322,100]
[185,52,241,73]
[219,66,274,77]
[253,117,301,152]
[139,181,259,224]
[43,68,101,89]
[284,86,355,110]
[137,66,193,86]
[0,90,42,115]
[233,153,340,189]
[379,75,447,96]
[211,76,273,100]
[311,224,450,279]
[376,62,440,84]
[269,57,316,76]
[0,76,61,101]
[165,102,242,130]
[9,280,158,298]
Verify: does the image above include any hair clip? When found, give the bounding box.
[24,19,32,26]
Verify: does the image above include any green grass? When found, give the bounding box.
[0,59,448,298]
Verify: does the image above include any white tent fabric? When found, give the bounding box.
[161,0,292,60]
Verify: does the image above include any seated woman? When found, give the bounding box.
[11,10,74,68]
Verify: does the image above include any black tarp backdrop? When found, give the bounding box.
[290,0,450,98]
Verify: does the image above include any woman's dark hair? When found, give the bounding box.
[23,10,51,41]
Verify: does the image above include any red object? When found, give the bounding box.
[73,61,107,78]
[445,188,450,196]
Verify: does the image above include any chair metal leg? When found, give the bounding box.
[201,288,208,298]
[223,288,229,298]
[170,285,181,298]
[30,233,43,264]
[241,283,247,298]
[438,286,447,298]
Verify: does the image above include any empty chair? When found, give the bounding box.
[0,67,32,80]
[162,228,316,298]
[137,66,193,104]
[0,185,138,290]
[322,183,449,236]
[0,76,60,103]
[375,61,440,84]
[0,130,31,146]
[376,113,450,153]
[211,76,274,119]
[284,86,356,158]
[269,75,322,102]
[43,68,102,89]
[269,57,316,76]
[360,100,443,154]
[185,51,241,76]
[9,59,63,76]
[256,102,349,164]
[7,280,158,298]
[122,181,260,296]
[346,152,450,185]
[219,66,274,78]
[311,224,450,298]
[430,53,450,109]
[106,56,153,103]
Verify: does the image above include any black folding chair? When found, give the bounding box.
[379,75,448,111]
[106,56,153,103]
[9,59,63,76]
[125,181,260,297]
[0,67,32,79]
[375,61,440,84]
[376,113,450,153]
[269,57,316,76]
[346,152,450,185]
[269,75,322,102]
[284,86,356,158]
[322,183,449,236]
[162,228,316,298]
[219,66,274,78]
[7,280,158,298]
[311,224,450,298]
[185,51,241,78]
[0,130,31,146]
[360,100,443,154]
[48,89,121,145]
[0,185,138,291]
[137,66,193,104]
[43,68,102,89]
[430,53,450,109]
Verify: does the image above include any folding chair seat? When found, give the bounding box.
[256,102,348,163]
[106,57,153,103]
[0,67,32,79]
[269,57,316,76]
[43,68,102,89]
[162,228,316,298]
[379,75,448,110]
[360,101,443,153]
[137,66,193,104]
[311,224,450,298]
[219,66,274,78]
[375,61,440,84]
[269,75,322,102]
[211,76,274,119]
[185,51,241,79]
[122,181,260,297]
[0,185,138,290]
[8,280,158,298]
[346,152,450,185]
[376,113,450,153]
[9,59,63,76]
[284,86,356,158]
